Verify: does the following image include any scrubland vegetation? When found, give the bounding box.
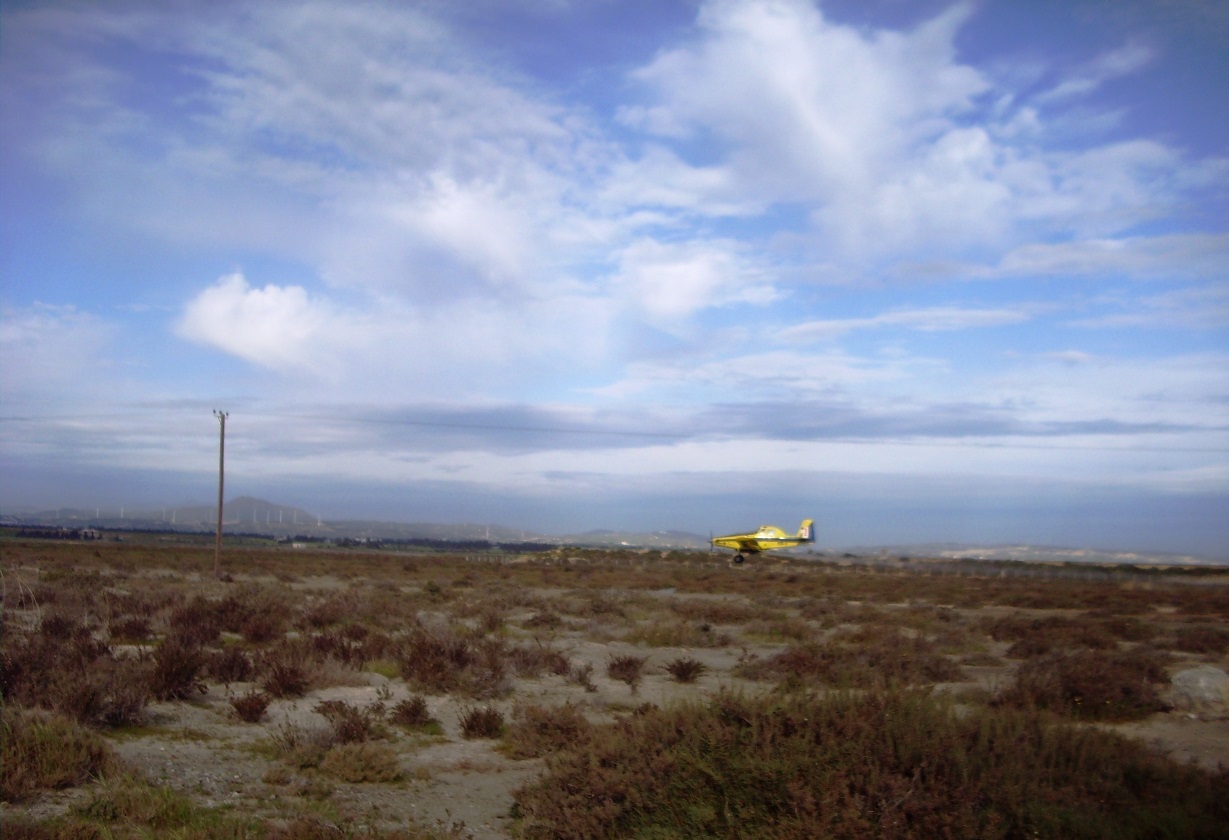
[2,536,1228,838]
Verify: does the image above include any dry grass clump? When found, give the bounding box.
[994,648,1170,721]
[513,690,1229,839]
[318,741,403,783]
[624,619,733,648]
[1,706,121,801]
[668,598,762,625]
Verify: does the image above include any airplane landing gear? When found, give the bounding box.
[733,554,745,564]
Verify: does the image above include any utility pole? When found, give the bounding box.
[213,410,229,579]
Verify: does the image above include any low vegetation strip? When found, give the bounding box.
[512,690,1229,840]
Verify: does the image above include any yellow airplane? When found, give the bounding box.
[711,519,815,563]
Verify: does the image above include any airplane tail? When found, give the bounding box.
[798,519,815,541]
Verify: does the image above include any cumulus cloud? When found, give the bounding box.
[177,273,340,374]
[618,0,1224,262]
[612,238,777,323]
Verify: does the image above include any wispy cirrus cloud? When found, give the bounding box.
[780,306,1032,343]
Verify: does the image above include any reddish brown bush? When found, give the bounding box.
[1173,624,1229,655]
[207,647,253,684]
[314,699,385,743]
[459,705,504,739]
[230,690,271,723]
[607,654,648,694]
[390,695,434,728]
[166,597,221,647]
[148,637,208,701]
[665,657,707,683]
[259,641,311,698]
[505,703,591,758]
[395,630,509,698]
[995,648,1169,720]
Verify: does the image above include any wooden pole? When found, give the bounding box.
[213,410,228,579]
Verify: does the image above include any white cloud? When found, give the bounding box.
[0,304,118,400]
[612,238,777,323]
[781,306,1031,343]
[986,232,1229,280]
[177,273,340,375]
[1036,41,1154,103]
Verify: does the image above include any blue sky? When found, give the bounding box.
[2,0,1226,557]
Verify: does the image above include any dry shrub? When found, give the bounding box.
[737,630,960,688]
[1173,624,1229,655]
[207,646,253,683]
[508,642,571,678]
[267,720,336,769]
[459,705,505,739]
[239,612,286,644]
[318,742,403,783]
[669,598,760,625]
[1,631,149,727]
[390,695,435,728]
[314,699,387,743]
[607,654,648,694]
[259,640,312,698]
[148,637,207,701]
[1,707,121,802]
[985,615,1117,657]
[300,593,357,629]
[664,657,707,684]
[165,597,221,647]
[567,662,597,692]
[624,620,732,648]
[524,611,564,630]
[995,649,1170,721]
[741,617,815,643]
[107,615,152,643]
[230,689,272,723]
[513,690,1229,839]
[395,629,509,698]
[504,703,592,759]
